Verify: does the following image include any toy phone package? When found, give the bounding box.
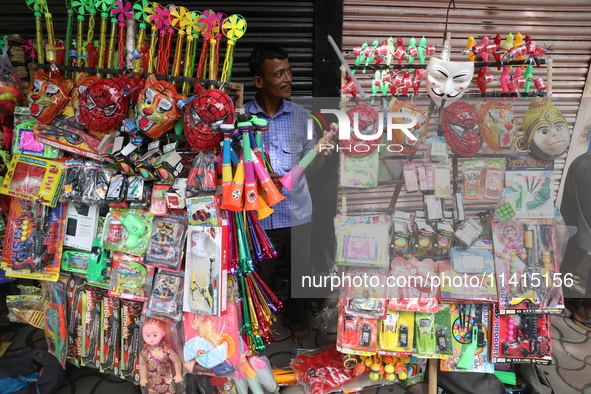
[0,154,66,207]
[145,212,188,272]
[41,275,69,367]
[125,177,146,207]
[147,270,184,323]
[187,196,220,226]
[440,304,495,373]
[388,257,439,313]
[482,159,505,201]
[290,346,358,394]
[403,161,419,193]
[337,302,378,355]
[504,157,554,218]
[340,266,389,319]
[334,215,391,267]
[108,252,154,302]
[462,160,484,201]
[490,310,552,364]
[492,218,564,314]
[13,118,61,158]
[65,274,86,367]
[183,226,227,317]
[102,208,154,256]
[101,292,121,375]
[377,310,415,355]
[3,198,66,281]
[340,150,379,188]
[183,300,241,375]
[120,299,143,382]
[81,284,104,368]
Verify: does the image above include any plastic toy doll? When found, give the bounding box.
[139,318,183,394]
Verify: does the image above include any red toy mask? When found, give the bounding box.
[136,75,186,139]
[342,103,380,158]
[184,89,234,151]
[442,101,482,157]
[70,74,99,114]
[77,78,130,133]
[27,70,73,124]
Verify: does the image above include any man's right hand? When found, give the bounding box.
[270,172,284,191]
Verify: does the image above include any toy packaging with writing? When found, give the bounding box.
[183,301,241,375]
[3,198,66,281]
[414,304,453,359]
[65,274,85,367]
[440,304,495,373]
[100,292,121,375]
[13,118,61,158]
[41,276,69,367]
[0,154,66,207]
[186,195,220,226]
[490,308,552,365]
[504,157,554,219]
[81,284,103,369]
[63,203,100,251]
[108,252,154,302]
[340,150,379,188]
[120,299,143,382]
[145,212,188,272]
[86,238,112,289]
[334,215,391,267]
[61,250,91,275]
[34,117,104,161]
[102,208,154,256]
[341,266,389,319]
[337,302,378,356]
[183,225,227,317]
[147,270,184,323]
[492,218,564,314]
[377,311,415,355]
[404,356,428,386]
[388,257,439,313]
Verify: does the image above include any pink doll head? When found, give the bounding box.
[142,318,170,346]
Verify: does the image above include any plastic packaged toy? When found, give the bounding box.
[388,257,439,313]
[101,293,121,375]
[341,266,389,319]
[377,310,415,355]
[102,208,154,256]
[120,299,143,382]
[334,215,391,267]
[337,302,378,355]
[60,250,90,275]
[147,270,184,323]
[41,276,68,367]
[504,157,554,219]
[108,252,154,302]
[145,212,188,272]
[81,284,104,369]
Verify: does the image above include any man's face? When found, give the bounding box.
[254,58,293,100]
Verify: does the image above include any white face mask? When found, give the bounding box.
[426,57,474,108]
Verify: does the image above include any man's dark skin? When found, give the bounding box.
[251,56,336,342]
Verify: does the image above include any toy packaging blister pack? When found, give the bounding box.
[41,275,69,368]
[3,198,66,281]
[337,301,378,356]
[388,257,439,313]
[13,116,61,158]
[61,250,91,275]
[108,252,154,302]
[81,284,104,369]
[504,157,554,219]
[187,195,220,226]
[102,208,154,256]
[334,215,391,267]
[377,310,415,355]
[412,305,454,359]
[65,274,85,367]
[63,203,100,251]
[490,308,552,365]
[145,212,188,272]
[440,303,495,373]
[341,266,389,319]
[492,217,564,314]
[147,270,184,323]
[0,154,66,207]
[340,150,379,188]
[100,293,121,375]
[182,301,241,376]
[183,226,227,317]
[86,238,112,289]
[120,299,143,382]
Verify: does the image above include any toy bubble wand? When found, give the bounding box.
[208,12,225,84]
[111,0,133,69]
[71,0,92,69]
[25,0,48,64]
[96,0,114,76]
[86,0,97,45]
[64,0,75,77]
[182,11,202,95]
[220,14,246,83]
[169,5,190,79]
[195,9,216,79]
[131,0,150,72]
[106,15,117,72]
[145,2,163,73]
[151,4,171,75]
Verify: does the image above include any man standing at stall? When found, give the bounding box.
[244,46,335,342]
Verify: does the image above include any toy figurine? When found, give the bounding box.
[139,318,183,394]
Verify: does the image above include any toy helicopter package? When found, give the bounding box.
[183,225,227,317]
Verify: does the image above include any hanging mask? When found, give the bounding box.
[136,75,187,139]
[442,101,482,157]
[520,97,570,161]
[184,89,235,151]
[341,103,380,158]
[426,57,473,108]
[27,70,73,124]
[477,101,518,151]
[70,74,99,114]
[388,98,429,155]
[77,78,130,133]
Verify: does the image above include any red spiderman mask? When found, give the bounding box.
[77,78,130,133]
[342,103,380,158]
[442,101,482,157]
[184,89,234,151]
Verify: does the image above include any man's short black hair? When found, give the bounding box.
[248,46,289,77]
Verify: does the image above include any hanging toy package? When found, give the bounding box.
[0,39,24,116]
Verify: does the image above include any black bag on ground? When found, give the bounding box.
[0,348,65,394]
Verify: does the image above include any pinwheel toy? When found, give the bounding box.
[182,11,202,95]
[72,0,92,68]
[144,1,161,73]
[132,0,150,72]
[208,11,225,83]
[150,3,172,74]
[196,9,216,79]
[220,14,247,83]
[111,0,133,69]
[96,0,115,75]
[169,5,190,78]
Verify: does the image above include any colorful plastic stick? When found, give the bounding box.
[196,9,216,79]
[220,14,247,83]
[143,0,159,73]
[96,0,114,75]
[209,12,225,84]
[25,0,47,64]
[112,0,132,69]
[86,0,96,45]
[64,0,75,77]
[169,5,189,78]
[466,35,475,61]
[182,11,202,95]
[106,16,117,71]
[152,4,172,75]
[132,0,149,72]
[481,35,489,70]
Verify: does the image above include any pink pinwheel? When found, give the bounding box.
[150,4,171,33]
[112,0,133,24]
[23,39,37,60]
[199,9,218,37]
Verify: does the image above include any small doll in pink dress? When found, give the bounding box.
[139,318,183,394]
